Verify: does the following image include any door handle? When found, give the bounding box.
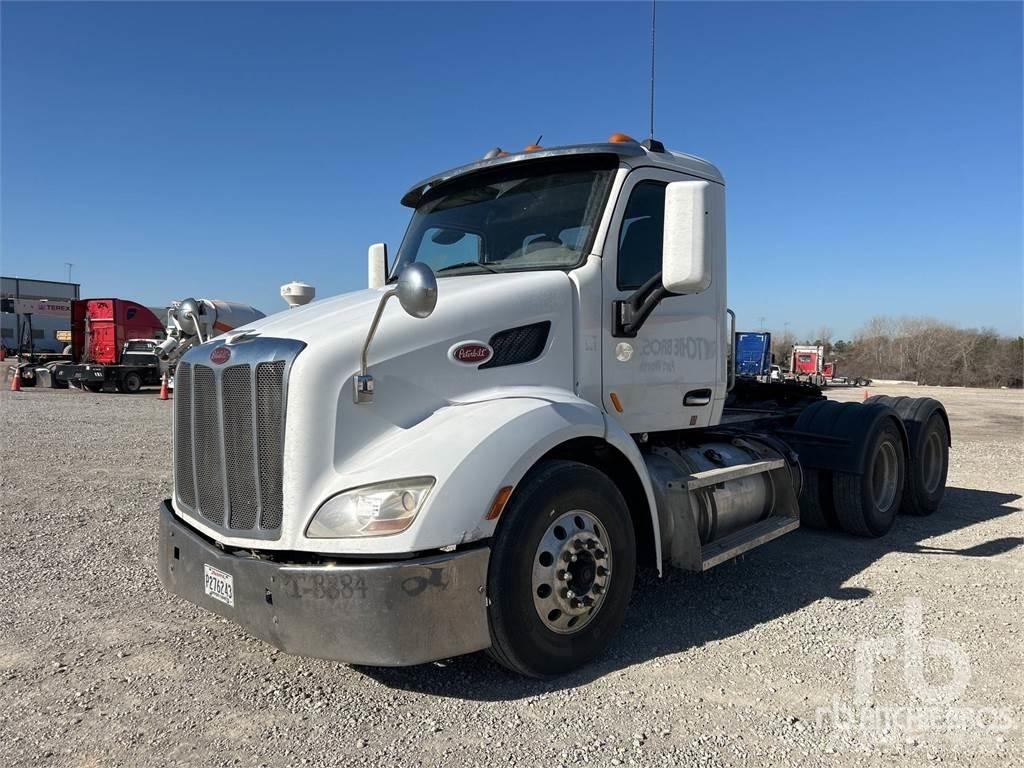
[684,388,712,407]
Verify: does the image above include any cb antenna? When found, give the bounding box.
[648,0,657,139]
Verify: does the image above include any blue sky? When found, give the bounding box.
[2,1,1021,339]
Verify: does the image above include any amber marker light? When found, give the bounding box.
[609,392,624,413]
[486,485,514,520]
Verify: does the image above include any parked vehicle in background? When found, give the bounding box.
[157,134,951,677]
[49,298,165,392]
[734,331,772,379]
[790,344,825,382]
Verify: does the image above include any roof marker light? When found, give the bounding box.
[608,133,637,143]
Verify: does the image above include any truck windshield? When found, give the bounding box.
[391,157,616,278]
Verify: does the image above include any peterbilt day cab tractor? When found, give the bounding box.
[157,135,951,677]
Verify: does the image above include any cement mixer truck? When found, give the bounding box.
[155,299,266,388]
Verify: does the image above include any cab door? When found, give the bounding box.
[600,168,725,434]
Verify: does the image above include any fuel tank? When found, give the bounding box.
[644,436,801,567]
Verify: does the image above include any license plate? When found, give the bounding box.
[203,564,234,607]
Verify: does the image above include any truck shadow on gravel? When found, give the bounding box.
[359,486,1021,701]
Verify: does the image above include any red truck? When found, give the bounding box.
[52,298,166,392]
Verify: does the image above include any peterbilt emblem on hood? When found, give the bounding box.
[209,346,231,364]
[449,341,493,365]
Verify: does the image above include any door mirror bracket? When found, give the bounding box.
[613,271,676,338]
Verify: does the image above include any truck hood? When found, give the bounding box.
[246,268,577,465]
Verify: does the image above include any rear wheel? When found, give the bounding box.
[865,396,949,516]
[799,468,838,530]
[117,371,143,394]
[903,412,949,515]
[487,460,636,678]
[833,420,906,537]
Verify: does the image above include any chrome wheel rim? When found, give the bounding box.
[531,510,612,635]
[871,441,899,512]
[922,429,944,494]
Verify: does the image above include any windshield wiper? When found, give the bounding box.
[436,261,498,274]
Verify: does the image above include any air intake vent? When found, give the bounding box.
[480,321,551,369]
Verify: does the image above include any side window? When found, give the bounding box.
[617,181,666,291]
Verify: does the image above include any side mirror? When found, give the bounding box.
[662,180,712,294]
[354,262,438,404]
[368,243,388,289]
[395,262,438,318]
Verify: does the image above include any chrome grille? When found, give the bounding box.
[172,338,304,540]
[223,364,258,530]
[173,363,195,509]
[193,365,225,525]
[256,361,285,529]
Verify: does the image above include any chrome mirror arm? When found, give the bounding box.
[354,288,397,403]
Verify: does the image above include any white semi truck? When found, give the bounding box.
[158,136,950,677]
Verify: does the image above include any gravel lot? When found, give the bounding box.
[1,381,1020,767]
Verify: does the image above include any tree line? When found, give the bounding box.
[770,316,1023,389]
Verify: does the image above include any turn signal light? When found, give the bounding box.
[486,485,514,520]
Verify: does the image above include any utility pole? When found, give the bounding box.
[64,262,74,283]
[758,316,766,331]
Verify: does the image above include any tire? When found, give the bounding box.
[833,420,906,537]
[84,382,104,393]
[865,397,949,516]
[118,371,143,394]
[799,468,838,529]
[901,409,949,516]
[486,460,636,678]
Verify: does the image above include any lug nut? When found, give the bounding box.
[592,584,604,594]
[570,598,582,609]
[570,554,578,563]
[586,539,597,550]
[597,566,608,577]
[573,538,585,550]
[582,596,594,607]
[594,549,606,560]
[557,569,569,581]
[562,552,573,563]
[566,589,575,599]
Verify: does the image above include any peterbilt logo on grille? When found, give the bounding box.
[449,341,493,365]
[209,346,231,364]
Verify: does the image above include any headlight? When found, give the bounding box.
[306,477,435,538]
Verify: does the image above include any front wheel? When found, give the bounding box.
[487,460,636,678]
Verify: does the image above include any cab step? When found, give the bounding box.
[699,515,799,571]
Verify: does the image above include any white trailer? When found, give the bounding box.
[157,136,950,677]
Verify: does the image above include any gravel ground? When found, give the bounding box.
[1,381,1020,767]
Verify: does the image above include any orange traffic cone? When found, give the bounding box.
[9,370,21,391]
[159,372,169,401]
[862,389,869,401]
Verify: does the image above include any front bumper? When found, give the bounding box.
[157,500,492,666]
